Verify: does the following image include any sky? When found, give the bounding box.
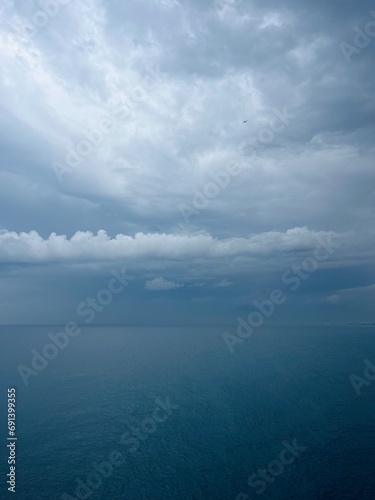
[0,0,374,325]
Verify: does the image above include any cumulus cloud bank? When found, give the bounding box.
[0,227,344,264]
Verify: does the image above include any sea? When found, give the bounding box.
[0,325,374,499]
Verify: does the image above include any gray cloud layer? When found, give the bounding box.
[0,0,374,324]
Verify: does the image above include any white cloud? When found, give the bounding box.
[145,277,184,291]
[326,284,375,310]
[214,278,234,287]
[0,227,345,264]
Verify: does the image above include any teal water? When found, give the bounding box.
[0,325,375,499]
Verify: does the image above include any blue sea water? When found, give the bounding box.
[0,325,375,499]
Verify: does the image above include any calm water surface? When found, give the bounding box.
[0,325,374,499]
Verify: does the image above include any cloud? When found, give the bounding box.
[327,284,375,304]
[214,278,234,288]
[326,294,340,304]
[0,227,346,264]
[145,277,184,291]
[0,0,374,323]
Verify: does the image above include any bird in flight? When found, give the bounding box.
[243,120,247,123]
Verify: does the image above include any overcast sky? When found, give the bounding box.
[0,0,374,325]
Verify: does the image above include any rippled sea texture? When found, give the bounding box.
[0,325,375,499]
